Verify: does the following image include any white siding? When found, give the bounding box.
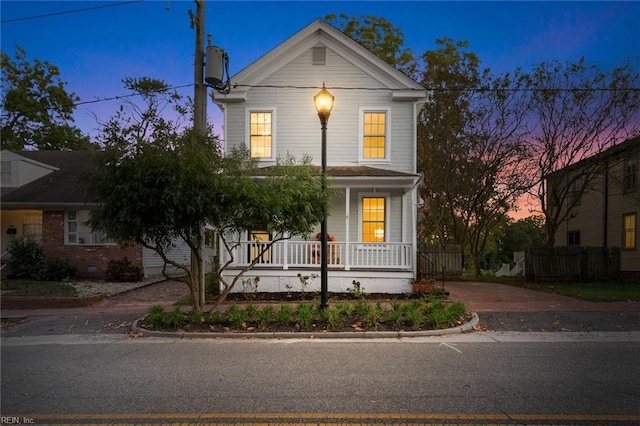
[225,47,415,173]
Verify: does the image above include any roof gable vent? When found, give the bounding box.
[312,46,326,65]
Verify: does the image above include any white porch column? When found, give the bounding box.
[344,186,350,271]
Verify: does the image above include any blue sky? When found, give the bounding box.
[2,1,639,139]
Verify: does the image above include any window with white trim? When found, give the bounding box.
[359,108,390,161]
[361,197,386,242]
[247,110,275,159]
[1,160,15,186]
[66,210,113,245]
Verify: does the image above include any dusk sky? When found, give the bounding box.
[2,1,639,139]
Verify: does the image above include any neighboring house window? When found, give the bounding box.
[23,213,42,240]
[359,108,390,161]
[248,111,274,159]
[66,211,113,245]
[623,213,636,249]
[1,160,14,185]
[570,176,583,205]
[567,230,581,246]
[623,158,637,192]
[362,197,386,242]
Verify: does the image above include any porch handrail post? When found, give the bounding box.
[283,238,289,270]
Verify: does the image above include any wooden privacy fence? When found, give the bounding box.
[525,246,621,282]
[417,245,463,281]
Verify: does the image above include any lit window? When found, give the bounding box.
[363,112,386,159]
[623,213,636,249]
[66,211,113,245]
[249,230,271,263]
[249,112,272,158]
[362,197,385,242]
[23,213,42,240]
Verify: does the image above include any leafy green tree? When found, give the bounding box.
[84,78,327,311]
[498,216,546,264]
[1,46,93,150]
[417,38,533,275]
[524,58,640,246]
[325,13,418,76]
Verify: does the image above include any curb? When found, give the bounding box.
[131,312,480,339]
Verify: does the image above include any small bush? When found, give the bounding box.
[228,305,246,326]
[148,305,166,327]
[164,308,185,328]
[6,237,76,281]
[296,303,314,327]
[106,257,143,282]
[275,305,294,324]
[36,257,78,282]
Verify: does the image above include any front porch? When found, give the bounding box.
[220,240,415,294]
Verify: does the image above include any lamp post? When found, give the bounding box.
[314,83,334,311]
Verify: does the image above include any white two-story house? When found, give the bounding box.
[213,19,429,293]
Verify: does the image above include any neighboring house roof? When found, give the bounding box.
[214,18,428,104]
[1,150,97,209]
[545,136,640,179]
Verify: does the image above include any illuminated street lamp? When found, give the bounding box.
[314,83,334,310]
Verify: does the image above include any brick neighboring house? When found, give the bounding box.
[545,136,640,278]
[1,150,191,279]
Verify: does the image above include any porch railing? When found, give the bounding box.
[222,240,413,270]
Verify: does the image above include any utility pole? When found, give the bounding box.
[194,0,206,133]
[193,0,207,309]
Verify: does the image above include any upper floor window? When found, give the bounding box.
[362,196,386,243]
[248,110,274,159]
[570,175,583,205]
[66,210,113,245]
[1,160,15,186]
[623,158,637,192]
[623,213,636,249]
[359,108,390,161]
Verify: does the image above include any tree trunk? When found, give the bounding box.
[190,244,205,312]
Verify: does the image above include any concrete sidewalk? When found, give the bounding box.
[2,280,639,334]
[2,279,638,318]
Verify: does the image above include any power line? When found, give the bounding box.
[234,84,640,93]
[1,1,144,24]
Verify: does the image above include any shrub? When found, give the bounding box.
[275,305,294,324]
[228,305,246,326]
[106,257,143,282]
[164,308,185,328]
[296,303,314,327]
[148,305,166,327]
[36,257,78,282]
[6,237,44,279]
[6,237,77,281]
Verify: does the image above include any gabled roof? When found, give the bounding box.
[216,18,427,103]
[1,150,98,209]
[545,136,640,179]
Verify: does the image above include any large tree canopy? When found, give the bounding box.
[1,46,93,150]
[325,13,418,77]
[84,78,328,311]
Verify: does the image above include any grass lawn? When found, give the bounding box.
[470,276,640,302]
[0,280,78,297]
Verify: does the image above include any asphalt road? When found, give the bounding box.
[1,334,639,425]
